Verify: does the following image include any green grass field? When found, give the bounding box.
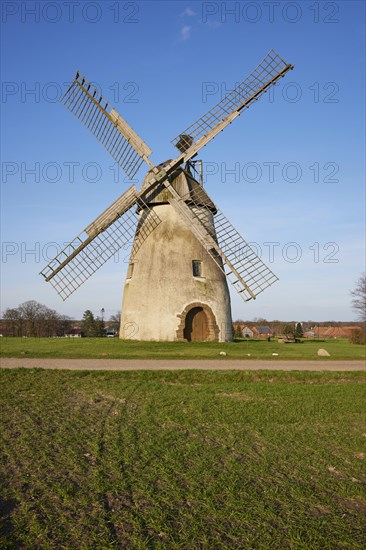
[1,368,365,548]
[1,337,365,360]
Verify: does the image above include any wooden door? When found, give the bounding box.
[183,307,208,341]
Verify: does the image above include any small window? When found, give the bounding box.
[127,263,134,279]
[192,260,202,278]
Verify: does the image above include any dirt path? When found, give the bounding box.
[1,358,365,371]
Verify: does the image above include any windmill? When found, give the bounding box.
[40,49,294,342]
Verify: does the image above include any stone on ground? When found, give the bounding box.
[317,348,331,357]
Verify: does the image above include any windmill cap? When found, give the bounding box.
[141,162,217,212]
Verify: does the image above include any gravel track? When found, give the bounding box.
[1,358,365,371]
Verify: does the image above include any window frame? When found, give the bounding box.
[192,260,203,278]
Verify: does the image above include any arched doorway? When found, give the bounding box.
[183,307,208,341]
[176,303,220,342]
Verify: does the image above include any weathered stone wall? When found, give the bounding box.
[120,203,233,342]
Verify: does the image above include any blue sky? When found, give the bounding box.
[1,0,365,322]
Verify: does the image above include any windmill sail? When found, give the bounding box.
[171,49,293,158]
[167,184,278,301]
[61,72,153,178]
[40,186,161,300]
[41,51,293,306]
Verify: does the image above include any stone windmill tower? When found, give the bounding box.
[40,50,294,342]
[121,164,232,341]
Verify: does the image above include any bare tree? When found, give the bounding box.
[109,312,121,330]
[18,301,42,337]
[2,300,71,337]
[18,301,60,337]
[3,308,23,336]
[350,273,366,322]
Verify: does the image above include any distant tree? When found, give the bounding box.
[294,322,304,339]
[82,310,98,337]
[18,301,60,337]
[272,321,286,336]
[18,300,43,337]
[3,308,23,337]
[253,317,268,325]
[351,273,366,322]
[39,306,61,337]
[2,300,70,337]
[56,315,72,337]
[349,327,366,345]
[233,325,243,339]
[95,316,106,337]
[283,324,295,338]
[109,312,121,331]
